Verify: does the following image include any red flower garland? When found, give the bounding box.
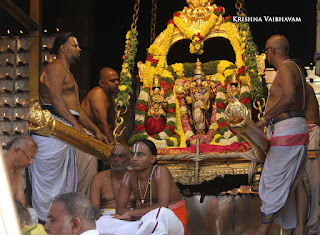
[238,66,245,75]
[135,124,145,133]
[215,6,224,13]
[137,103,147,112]
[241,96,252,106]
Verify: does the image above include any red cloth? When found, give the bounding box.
[158,142,251,155]
[145,116,165,135]
[168,200,188,234]
[269,132,309,147]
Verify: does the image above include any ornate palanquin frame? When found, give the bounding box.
[135,2,267,184]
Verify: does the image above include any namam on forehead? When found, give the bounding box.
[112,144,130,155]
[72,37,79,45]
[131,142,160,179]
[131,142,153,156]
[266,35,289,54]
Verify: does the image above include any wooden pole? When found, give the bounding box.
[29,0,41,103]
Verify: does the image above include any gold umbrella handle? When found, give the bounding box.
[113,107,127,144]
[253,98,265,120]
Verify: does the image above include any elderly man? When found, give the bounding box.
[96,139,187,235]
[4,135,37,205]
[90,144,135,216]
[255,35,311,234]
[30,32,107,222]
[81,67,127,144]
[44,192,98,235]
[4,135,38,224]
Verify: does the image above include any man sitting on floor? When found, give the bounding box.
[4,135,37,205]
[89,144,135,216]
[96,139,187,235]
[4,136,39,224]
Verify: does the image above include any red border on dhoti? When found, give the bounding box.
[269,133,309,147]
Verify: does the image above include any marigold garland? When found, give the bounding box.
[235,15,267,102]
[211,82,251,145]
[173,7,223,55]
[143,22,175,88]
[116,29,138,109]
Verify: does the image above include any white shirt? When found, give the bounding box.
[80,229,99,235]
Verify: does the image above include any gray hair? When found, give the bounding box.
[52,192,98,225]
[8,135,35,149]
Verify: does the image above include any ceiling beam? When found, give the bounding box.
[0,0,38,31]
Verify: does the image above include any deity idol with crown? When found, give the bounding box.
[225,71,241,104]
[145,75,168,135]
[185,59,215,135]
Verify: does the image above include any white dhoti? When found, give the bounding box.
[96,207,184,235]
[29,111,78,221]
[307,124,320,233]
[259,117,311,229]
[75,149,97,196]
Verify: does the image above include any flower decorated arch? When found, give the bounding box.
[133,1,266,149]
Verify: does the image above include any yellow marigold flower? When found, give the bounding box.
[180,106,187,115]
[172,63,184,77]
[122,68,128,74]
[122,63,128,69]
[240,74,251,87]
[195,44,201,50]
[185,130,194,140]
[127,73,131,78]
[217,60,233,74]
[211,73,225,85]
[175,86,185,93]
[224,68,236,78]
[210,134,223,145]
[119,85,127,91]
[209,122,219,130]
[125,32,131,40]
[168,137,178,146]
[161,70,174,79]
[148,44,160,55]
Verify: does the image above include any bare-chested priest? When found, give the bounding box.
[4,135,37,205]
[29,32,108,222]
[81,67,127,144]
[90,144,135,216]
[4,136,39,224]
[255,35,311,234]
[96,139,187,235]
